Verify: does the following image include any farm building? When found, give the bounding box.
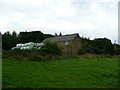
[43,33,82,56]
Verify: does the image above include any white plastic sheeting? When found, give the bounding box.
[12,42,45,50]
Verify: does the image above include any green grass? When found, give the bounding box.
[2,58,118,88]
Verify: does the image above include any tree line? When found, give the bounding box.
[2,30,120,55]
[81,37,120,55]
[2,31,53,50]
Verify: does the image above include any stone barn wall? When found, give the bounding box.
[56,36,82,56]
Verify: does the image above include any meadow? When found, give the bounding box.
[2,57,118,88]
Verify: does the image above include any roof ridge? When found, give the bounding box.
[43,33,79,42]
[54,33,78,37]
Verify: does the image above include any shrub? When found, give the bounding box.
[39,42,62,56]
[78,49,85,55]
[28,54,42,61]
[3,42,62,61]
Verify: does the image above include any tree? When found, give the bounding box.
[81,36,92,53]
[18,31,54,43]
[12,31,17,37]
[92,38,114,55]
[55,33,58,36]
[114,43,120,55]
[40,42,62,56]
[2,31,18,50]
[2,30,55,50]
[59,32,62,36]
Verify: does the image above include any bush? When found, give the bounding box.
[28,54,55,61]
[3,42,62,61]
[28,54,42,61]
[78,49,85,55]
[39,42,62,56]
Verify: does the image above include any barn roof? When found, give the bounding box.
[43,33,80,42]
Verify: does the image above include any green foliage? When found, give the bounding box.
[18,31,44,43]
[40,42,62,56]
[92,38,114,55]
[78,49,85,55]
[2,31,54,50]
[81,37,120,55]
[28,53,54,61]
[3,48,61,61]
[114,44,120,55]
[2,31,18,50]
[3,58,118,88]
[28,54,42,61]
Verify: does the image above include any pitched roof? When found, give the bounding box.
[43,33,80,42]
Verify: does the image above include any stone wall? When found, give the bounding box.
[56,36,82,56]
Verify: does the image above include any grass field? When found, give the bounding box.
[2,57,118,88]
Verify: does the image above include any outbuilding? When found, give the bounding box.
[43,33,82,56]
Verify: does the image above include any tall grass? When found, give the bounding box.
[2,50,118,62]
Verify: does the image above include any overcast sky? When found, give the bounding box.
[0,0,119,43]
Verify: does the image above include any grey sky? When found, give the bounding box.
[0,0,118,43]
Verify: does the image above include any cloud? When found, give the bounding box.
[0,0,118,43]
[71,1,118,41]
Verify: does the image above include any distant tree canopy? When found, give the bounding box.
[55,33,58,36]
[18,31,53,43]
[81,37,119,55]
[2,31,18,50]
[92,38,114,55]
[2,31,54,50]
[59,32,62,36]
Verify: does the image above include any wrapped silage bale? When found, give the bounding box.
[24,43,27,47]
[28,42,35,49]
[20,46,23,50]
[40,43,45,46]
[25,46,29,49]
[12,42,45,50]
[16,44,22,48]
[12,47,16,50]
[36,43,45,49]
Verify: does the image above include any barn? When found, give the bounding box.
[43,33,82,56]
